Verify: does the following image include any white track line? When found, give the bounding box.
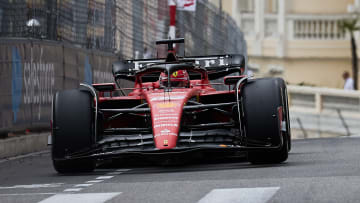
[86,180,104,183]
[116,169,131,172]
[0,183,63,189]
[0,193,56,196]
[106,172,122,175]
[198,187,280,203]
[63,188,83,192]
[74,184,93,187]
[95,176,114,180]
[38,192,121,203]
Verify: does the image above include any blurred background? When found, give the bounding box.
[212,0,360,89]
[0,0,246,58]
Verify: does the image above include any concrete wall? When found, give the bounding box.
[0,38,118,134]
[249,57,353,89]
[0,133,49,159]
[289,0,354,14]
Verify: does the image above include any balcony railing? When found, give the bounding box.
[288,14,350,40]
[240,13,353,40]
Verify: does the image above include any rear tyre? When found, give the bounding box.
[52,89,96,173]
[241,78,289,164]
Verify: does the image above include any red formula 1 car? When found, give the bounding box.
[51,38,291,173]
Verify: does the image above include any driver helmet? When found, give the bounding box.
[160,70,189,87]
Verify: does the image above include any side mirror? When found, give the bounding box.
[112,61,135,81]
[230,55,245,68]
[224,75,246,85]
[112,61,131,76]
[93,83,116,91]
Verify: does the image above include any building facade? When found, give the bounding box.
[212,0,360,89]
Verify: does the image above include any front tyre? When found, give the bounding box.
[52,89,96,173]
[242,78,289,164]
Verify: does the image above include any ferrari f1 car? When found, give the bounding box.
[51,38,291,173]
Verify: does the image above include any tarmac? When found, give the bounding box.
[0,128,347,160]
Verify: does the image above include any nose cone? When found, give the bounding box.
[147,92,188,149]
[151,100,184,149]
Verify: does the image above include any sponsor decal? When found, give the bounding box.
[163,140,168,145]
[158,109,176,113]
[156,102,177,108]
[161,129,171,133]
[176,0,197,12]
[154,123,178,128]
[150,95,185,101]
[23,47,55,120]
[154,121,178,124]
[154,116,178,121]
[12,47,22,122]
[157,113,178,116]
[154,133,177,138]
[150,92,187,96]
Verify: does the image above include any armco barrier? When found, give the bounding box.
[288,85,360,137]
[0,38,121,135]
[288,85,360,114]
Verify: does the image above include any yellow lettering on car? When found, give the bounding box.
[157,102,176,108]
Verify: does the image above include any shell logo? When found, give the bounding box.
[172,71,178,77]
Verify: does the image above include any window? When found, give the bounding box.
[238,0,254,13]
[265,0,278,13]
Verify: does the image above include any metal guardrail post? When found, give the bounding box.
[315,93,322,113]
[296,117,308,139]
[336,109,351,136]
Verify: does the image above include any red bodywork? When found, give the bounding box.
[96,73,239,150]
[90,42,252,155]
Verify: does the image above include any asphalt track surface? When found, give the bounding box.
[1,137,360,203]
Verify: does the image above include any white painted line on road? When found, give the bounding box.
[59,169,129,195]
[116,169,131,172]
[38,192,121,203]
[96,176,114,180]
[198,187,280,203]
[0,183,63,189]
[0,193,56,196]
[106,169,131,175]
[107,172,122,175]
[86,180,104,183]
[74,184,93,187]
[63,188,83,192]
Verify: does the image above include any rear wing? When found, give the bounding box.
[113,54,246,81]
[125,54,245,71]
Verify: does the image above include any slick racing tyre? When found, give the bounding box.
[242,78,289,164]
[279,79,291,152]
[52,89,96,173]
